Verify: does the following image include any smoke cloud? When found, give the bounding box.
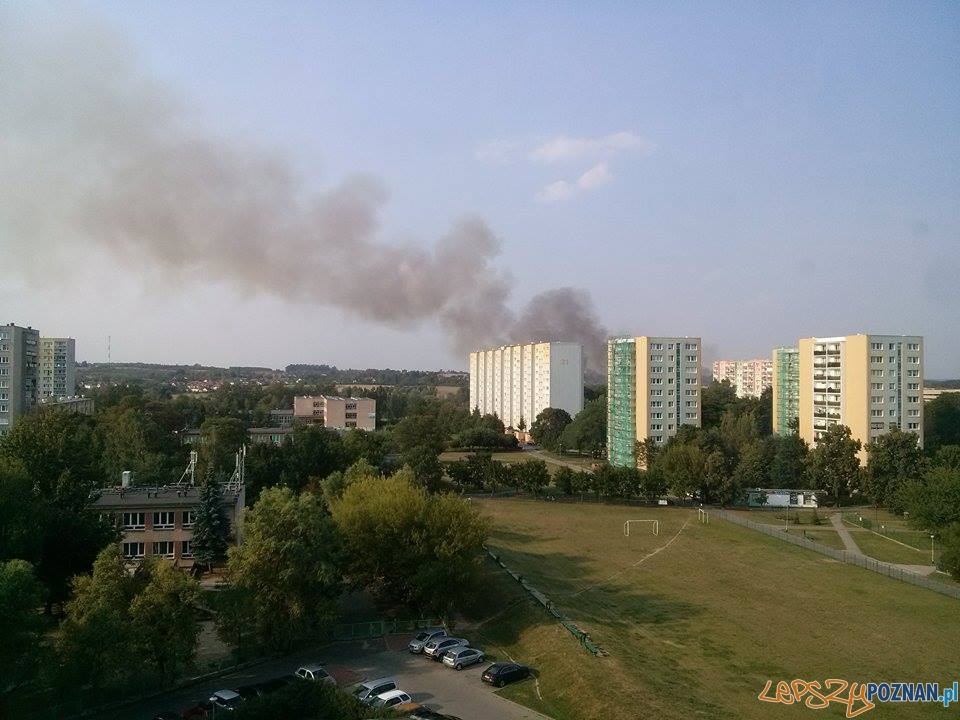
[0,9,607,370]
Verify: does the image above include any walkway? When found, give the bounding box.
[830,513,863,555]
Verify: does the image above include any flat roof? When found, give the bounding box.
[90,484,241,508]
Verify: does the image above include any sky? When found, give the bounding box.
[1,1,958,376]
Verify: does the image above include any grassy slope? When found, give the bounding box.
[474,499,960,720]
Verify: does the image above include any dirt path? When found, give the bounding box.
[830,513,862,555]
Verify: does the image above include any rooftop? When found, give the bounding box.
[90,484,242,508]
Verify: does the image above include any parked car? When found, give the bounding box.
[442,646,485,670]
[407,710,464,720]
[180,700,212,719]
[352,676,398,702]
[423,636,469,660]
[367,689,417,710]
[481,662,531,687]
[408,627,447,653]
[295,664,335,684]
[208,689,243,712]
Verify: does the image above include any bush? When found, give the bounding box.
[810,509,822,526]
[938,523,960,582]
[233,679,394,719]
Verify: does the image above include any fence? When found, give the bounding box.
[713,509,960,600]
[332,618,444,641]
[485,549,607,656]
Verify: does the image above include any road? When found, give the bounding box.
[109,636,551,720]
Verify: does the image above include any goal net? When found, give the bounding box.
[623,520,659,536]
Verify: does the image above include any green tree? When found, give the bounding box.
[806,425,862,506]
[282,424,347,492]
[233,679,394,720]
[937,523,960,582]
[226,488,343,650]
[511,460,550,495]
[98,406,168,486]
[768,434,809,488]
[925,393,960,452]
[130,560,200,684]
[554,466,576,495]
[900,467,960,532]
[192,476,230,571]
[0,560,46,705]
[392,406,446,490]
[321,458,379,506]
[659,442,708,499]
[701,381,738,428]
[330,468,487,614]
[933,445,960,470]
[560,396,606,456]
[731,441,768,504]
[342,428,389,468]
[530,407,573,452]
[865,428,925,512]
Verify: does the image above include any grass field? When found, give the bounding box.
[441,448,595,475]
[470,499,960,720]
[784,527,846,550]
[848,530,936,565]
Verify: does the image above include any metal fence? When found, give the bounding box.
[713,509,960,600]
[332,618,444,641]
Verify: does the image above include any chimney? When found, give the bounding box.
[121,470,132,488]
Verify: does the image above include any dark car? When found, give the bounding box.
[481,662,531,687]
[180,700,213,719]
[407,709,464,720]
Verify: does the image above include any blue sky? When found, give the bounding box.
[2,2,958,375]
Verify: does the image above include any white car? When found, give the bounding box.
[295,664,335,684]
[367,689,415,710]
[442,646,485,670]
[208,689,243,712]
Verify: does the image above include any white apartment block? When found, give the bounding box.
[292,395,376,430]
[608,337,702,466]
[39,337,76,399]
[712,358,773,398]
[0,324,39,436]
[798,334,923,463]
[469,342,583,429]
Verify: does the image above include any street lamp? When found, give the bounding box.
[931,535,936,564]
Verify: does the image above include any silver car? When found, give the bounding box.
[442,646,485,670]
[423,636,469,660]
[408,627,447,653]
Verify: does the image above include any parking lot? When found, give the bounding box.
[112,635,551,720]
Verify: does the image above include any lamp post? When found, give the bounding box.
[931,535,936,564]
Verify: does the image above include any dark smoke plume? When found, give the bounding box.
[0,9,606,369]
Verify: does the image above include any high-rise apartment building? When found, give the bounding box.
[468,342,583,430]
[292,395,376,430]
[711,358,773,398]
[39,337,76,399]
[607,336,702,467]
[0,324,40,436]
[798,334,923,462]
[771,347,800,436]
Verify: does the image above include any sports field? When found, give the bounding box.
[469,499,960,720]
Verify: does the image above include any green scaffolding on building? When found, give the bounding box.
[773,347,799,435]
[607,338,637,467]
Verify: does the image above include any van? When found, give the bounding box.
[352,676,397,702]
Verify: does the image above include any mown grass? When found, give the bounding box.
[474,498,960,720]
[849,530,935,565]
[784,527,846,549]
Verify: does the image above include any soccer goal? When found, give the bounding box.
[623,520,659,536]
[698,508,709,524]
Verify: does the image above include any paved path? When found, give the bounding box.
[892,564,939,576]
[107,637,551,720]
[521,447,595,473]
[830,513,863,555]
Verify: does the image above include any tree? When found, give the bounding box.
[768,434,809,488]
[659,442,708,499]
[0,560,46,704]
[925,393,960,453]
[282,424,347,492]
[342,428,388,469]
[129,561,201,684]
[56,545,141,693]
[560,396,606,456]
[197,417,246,478]
[392,405,446,490]
[554,466,576,495]
[937,523,960,582]
[510,460,550,495]
[97,406,168,486]
[192,476,230,571]
[226,488,343,650]
[806,425,862,506]
[933,445,960,471]
[232,680,395,720]
[321,458,379,506]
[330,468,487,614]
[731,441,768,505]
[701,381,738,428]
[865,428,925,512]
[530,408,573,452]
[900,467,960,532]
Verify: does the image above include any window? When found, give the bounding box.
[685,377,697,384]
[871,383,883,390]
[651,365,663,373]
[652,343,663,350]
[871,396,883,403]
[889,383,896,390]
[871,342,883,350]
[871,409,883,417]
[123,512,145,530]
[907,369,920,377]
[908,356,920,364]
[181,540,193,558]
[685,412,697,419]
[668,424,674,430]
[650,389,662,396]
[650,355,663,362]
[685,389,697,396]
[908,383,919,390]
[685,401,698,408]
[152,541,174,558]
[153,511,174,529]
[652,412,662,419]
[889,409,896,417]
[650,378,662,385]
[685,343,697,350]
[888,343,895,350]
[651,424,662,431]
[907,422,919,430]
[888,356,896,364]
[122,541,144,558]
[871,370,883,377]
[908,343,919,351]
[871,422,884,430]
[908,409,920,417]
[686,355,697,362]
[870,356,883,363]
[908,396,919,403]
[182,510,196,528]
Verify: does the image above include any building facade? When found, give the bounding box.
[468,341,584,430]
[38,337,76,399]
[91,482,245,568]
[798,334,923,463]
[292,395,377,430]
[607,336,702,467]
[772,347,800,435]
[711,358,772,398]
[0,324,39,436]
